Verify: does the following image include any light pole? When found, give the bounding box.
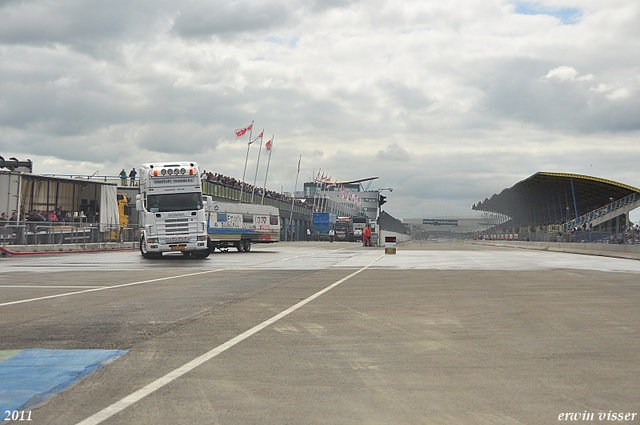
[376,188,393,247]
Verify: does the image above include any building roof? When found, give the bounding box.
[472,172,640,223]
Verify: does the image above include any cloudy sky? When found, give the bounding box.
[1,0,639,220]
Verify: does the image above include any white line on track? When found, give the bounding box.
[0,285,106,289]
[0,246,354,308]
[0,269,230,308]
[74,253,385,425]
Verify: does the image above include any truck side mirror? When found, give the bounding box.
[203,195,213,208]
[135,194,142,210]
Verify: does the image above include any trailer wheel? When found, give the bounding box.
[245,240,251,252]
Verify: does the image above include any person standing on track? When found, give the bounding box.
[363,225,372,247]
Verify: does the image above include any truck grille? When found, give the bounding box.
[160,218,191,236]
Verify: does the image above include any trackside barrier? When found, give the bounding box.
[1,222,139,253]
[471,240,640,261]
[1,224,26,246]
[59,226,79,249]
[121,227,136,243]
[101,226,120,249]
[34,225,56,250]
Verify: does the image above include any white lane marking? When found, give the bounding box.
[75,254,385,425]
[0,285,106,289]
[0,247,354,308]
[0,269,230,308]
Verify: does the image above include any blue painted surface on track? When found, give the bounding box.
[0,348,127,412]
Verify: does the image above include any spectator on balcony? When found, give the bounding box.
[119,168,127,186]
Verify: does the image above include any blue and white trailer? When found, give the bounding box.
[206,201,280,252]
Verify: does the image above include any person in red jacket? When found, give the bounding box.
[363,225,372,247]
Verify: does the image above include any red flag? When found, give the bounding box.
[235,123,253,138]
[266,138,273,151]
[249,131,263,145]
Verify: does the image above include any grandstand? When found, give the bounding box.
[473,172,640,243]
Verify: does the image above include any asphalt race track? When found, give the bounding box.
[1,241,639,424]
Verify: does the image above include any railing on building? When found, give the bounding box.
[563,192,640,231]
[41,174,316,215]
[201,181,313,216]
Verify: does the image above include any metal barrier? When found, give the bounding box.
[34,225,56,250]
[58,225,79,249]
[120,227,136,244]
[1,224,26,246]
[1,221,139,251]
[100,225,120,248]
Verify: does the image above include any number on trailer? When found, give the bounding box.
[254,216,268,224]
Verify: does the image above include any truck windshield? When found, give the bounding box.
[147,192,202,213]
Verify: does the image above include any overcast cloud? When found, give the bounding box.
[1,0,639,220]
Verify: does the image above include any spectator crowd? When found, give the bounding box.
[200,170,311,210]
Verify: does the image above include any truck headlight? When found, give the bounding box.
[197,235,207,241]
[147,237,158,243]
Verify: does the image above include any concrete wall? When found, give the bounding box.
[471,240,640,261]
[380,230,412,244]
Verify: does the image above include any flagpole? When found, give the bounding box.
[312,169,320,212]
[321,180,327,212]
[288,154,301,241]
[240,120,254,203]
[251,130,264,204]
[261,135,274,205]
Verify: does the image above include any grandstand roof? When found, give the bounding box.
[472,172,640,224]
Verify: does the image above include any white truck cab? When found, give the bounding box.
[136,162,211,258]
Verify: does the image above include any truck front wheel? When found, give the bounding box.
[140,236,158,258]
[193,250,210,259]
